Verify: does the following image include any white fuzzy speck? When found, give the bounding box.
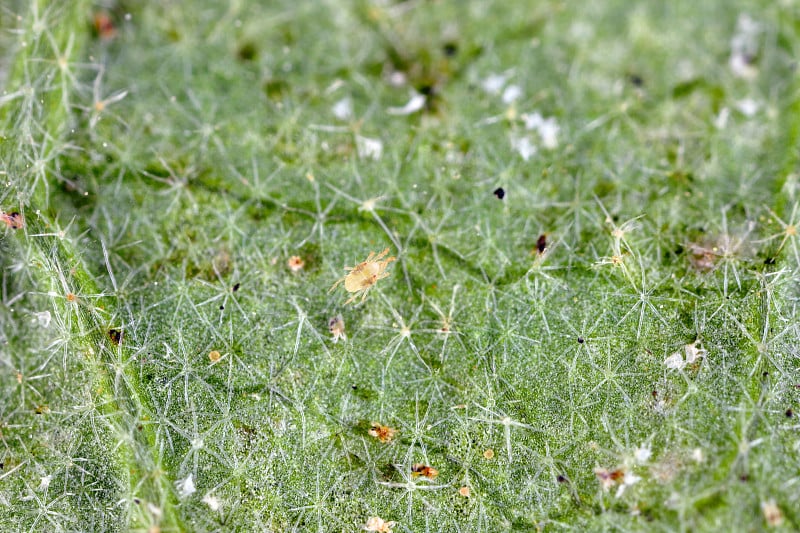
[502,85,522,104]
[615,471,641,497]
[332,97,353,120]
[176,474,196,498]
[202,493,222,511]
[735,98,760,117]
[692,448,705,463]
[356,135,383,160]
[521,112,559,149]
[38,475,52,491]
[538,117,560,149]
[665,351,684,370]
[683,341,707,364]
[387,92,425,115]
[521,112,543,130]
[729,13,761,79]
[714,107,730,129]
[510,135,536,161]
[634,445,652,464]
[481,73,509,95]
[33,311,51,328]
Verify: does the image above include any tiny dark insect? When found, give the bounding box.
[557,475,568,483]
[764,257,776,265]
[536,234,547,254]
[786,408,794,418]
[108,329,123,345]
[577,337,584,344]
[232,282,240,292]
[493,187,505,200]
[442,42,458,56]
[628,74,644,87]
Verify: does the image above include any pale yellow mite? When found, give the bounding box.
[329,248,396,304]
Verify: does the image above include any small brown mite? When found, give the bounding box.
[0,211,24,230]
[483,449,495,460]
[93,12,117,40]
[368,423,397,443]
[536,234,547,254]
[458,486,470,497]
[108,329,123,345]
[209,350,221,362]
[287,255,305,272]
[328,316,346,343]
[411,463,439,480]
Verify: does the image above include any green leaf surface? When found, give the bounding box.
[1,1,798,531]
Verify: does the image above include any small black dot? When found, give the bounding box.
[763,371,769,377]
[628,74,644,87]
[556,474,567,483]
[351,384,358,390]
[764,257,776,265]
[418,84,434,96]
[232,282,240,292]
[786,408,793,418]
[493,187,505,200]
[577,337,584,344]
[739,474,749,482]
[219,305,225,310]
[442,42,458,56]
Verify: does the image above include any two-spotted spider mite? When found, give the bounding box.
[329,248,395,304]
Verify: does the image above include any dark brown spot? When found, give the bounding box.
[786,408,793,418]
[232,282,240,292]
[536,234,547,254]
[108,329,123,345]
[442,42,458,57]
[557,474,567,483]
[237,42,257,61]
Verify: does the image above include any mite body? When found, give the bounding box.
[330,248,395,304]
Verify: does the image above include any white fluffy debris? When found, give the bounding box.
[729,14,760,79]
[33,311,51,328]
[735,98,759,117]
[502,84,522,104]
[202,493,222,511]
[522,112,560,149]
[665,341,707,370]
[356,135,383,160]
[37,475,52,491]
[481,72,509,95]
[387,92,425,115]
[510,135,536,161]
[176,474,196,498]
[332,97,353,120]
[634,445,652,464]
